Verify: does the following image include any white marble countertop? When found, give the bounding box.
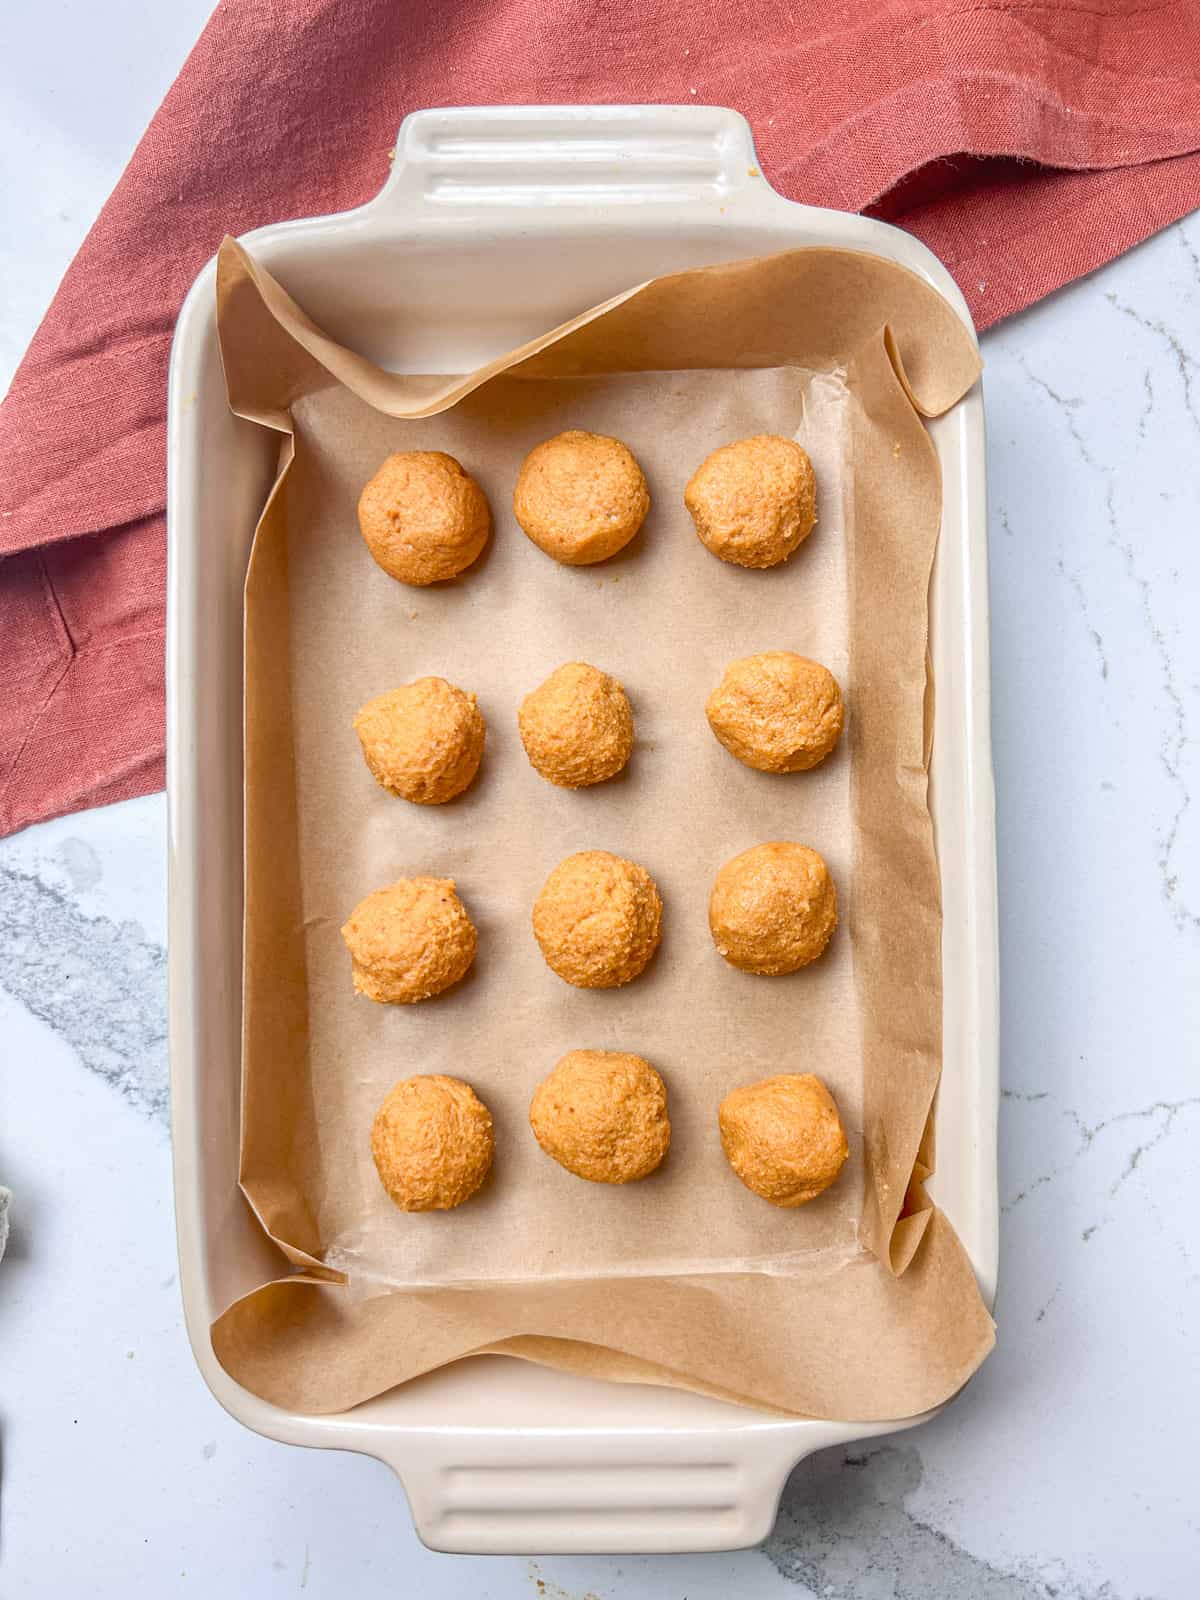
[3,5,1198,1596]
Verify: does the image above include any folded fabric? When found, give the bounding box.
[3,0,1200,835]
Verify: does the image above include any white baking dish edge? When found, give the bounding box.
[166,104,998,1555]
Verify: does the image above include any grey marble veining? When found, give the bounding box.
[0,862,167,1120]
[764,1446,1126,1600]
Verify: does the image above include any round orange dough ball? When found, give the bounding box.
[518,662,633,787]
[357,450,490,586]
[529,1050,670,1183]
[532,850,662,988]
[342,877,477,1003]
[718,1073,848,1206]
[513,430,650,565]
[684,434,816,568]
[354,677,485,804]
[706,652,843,773]
[709,842,837,975]
[371,1074,494,1211]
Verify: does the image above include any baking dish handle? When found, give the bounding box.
[367,1421,866,1555]
[374,104,771,214]
[360,103,977,328]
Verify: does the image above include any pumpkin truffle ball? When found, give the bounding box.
[371,1075,494,1211]
[530,1050,670,1183]
[709,842,837,975]
[357,450,490,586]
[342,877,477,1003]
[706,652,843,773]
[354,677,485,804]
[518,662,633,787]
[513,430,650,565]
[718,1074,848,1206]
[684,434,816,568]
[532,850,662,988]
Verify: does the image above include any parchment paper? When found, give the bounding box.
[210,240,995,1419]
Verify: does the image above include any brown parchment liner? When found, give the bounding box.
[210,239,994,1420]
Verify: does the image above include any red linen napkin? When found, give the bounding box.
[4,0,1200,837]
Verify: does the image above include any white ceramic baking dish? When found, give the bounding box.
[166,104,997,1555]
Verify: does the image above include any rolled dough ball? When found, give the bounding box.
[371,1074,494,1211]
[354,677,485,804]
[709,842,837,975]
[718,1073,848,1206]
[357,450,490,586]
[684,434,816,568]
[529,1050,670,1183]
[513,430,650,565]
[342,877,477,1003]
[706,652,843,773]
[532,850,662,988]
[518,662,633,787]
